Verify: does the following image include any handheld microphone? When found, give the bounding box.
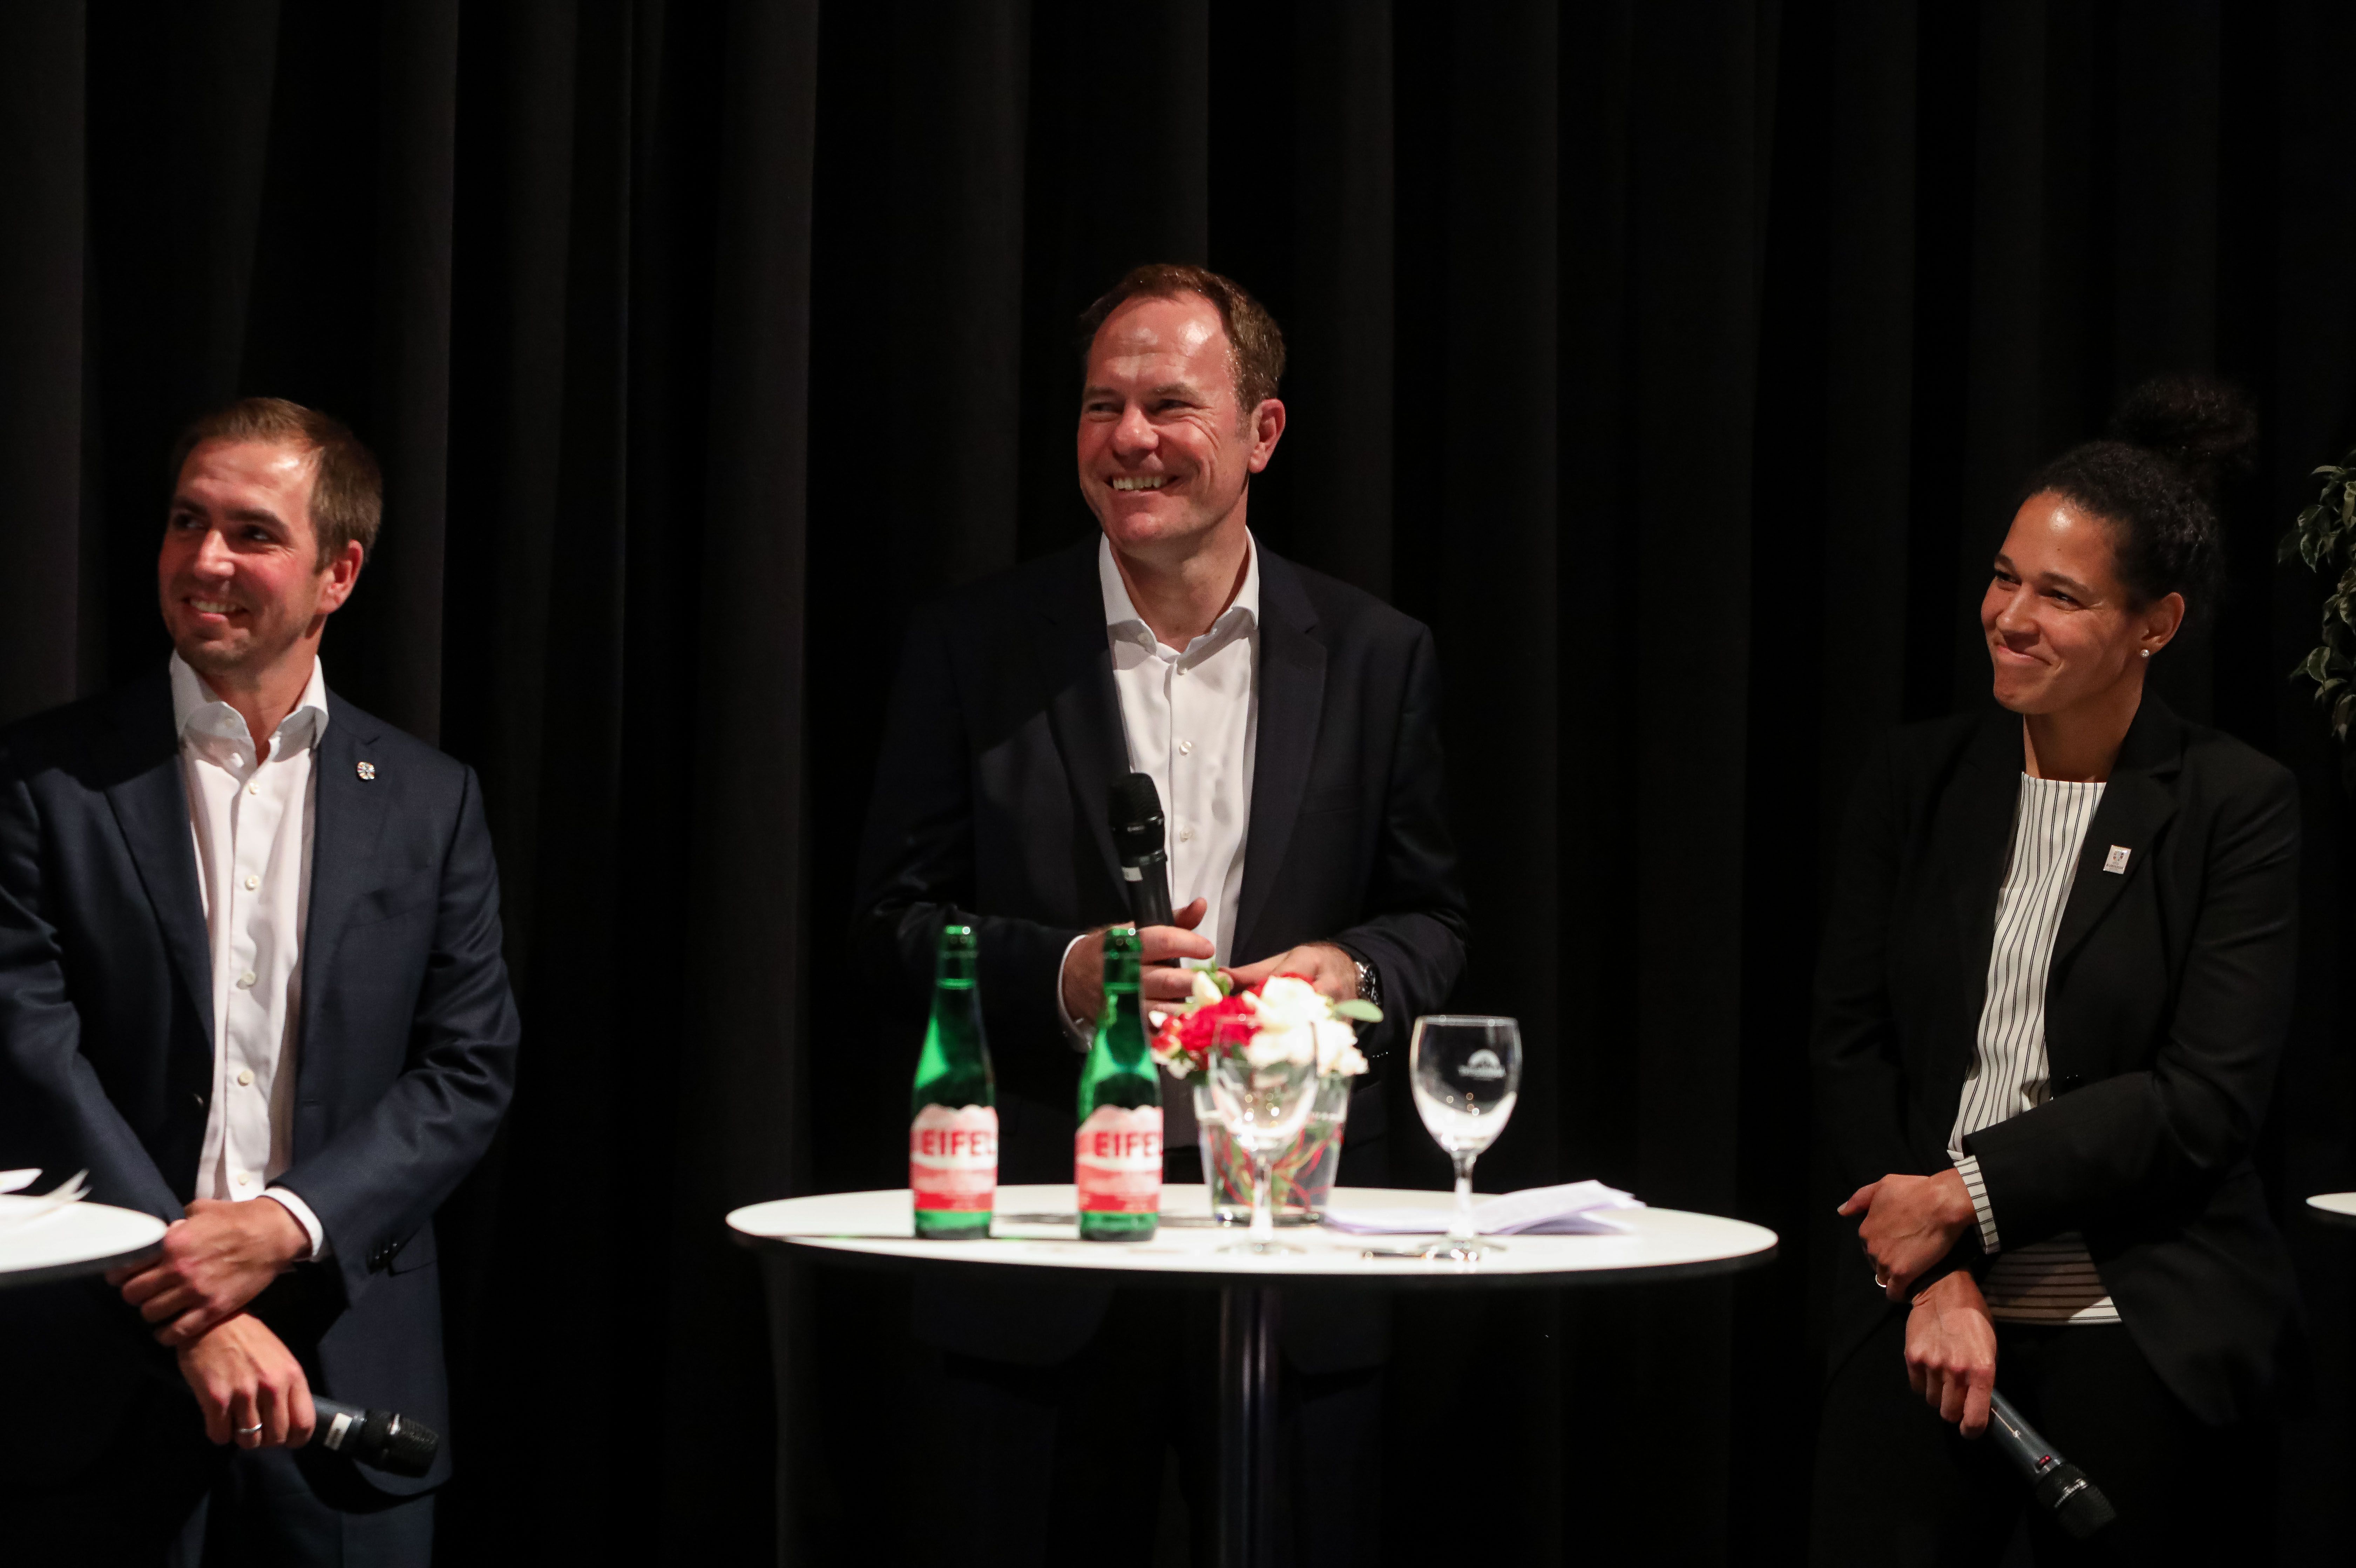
[167,1360,438,1477]
[1985,1389,2115,1540]
[1108,774,1176,929]
[313,1397,440,1478]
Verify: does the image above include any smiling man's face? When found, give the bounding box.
[157,439,358,684]
[1075,292,1281,564]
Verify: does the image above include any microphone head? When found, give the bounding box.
[1108,774,1166,857]
[2032,1464,2116,1539]
[345,1408,440,1479]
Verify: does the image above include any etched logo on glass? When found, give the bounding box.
[1460,1048,1507,1081]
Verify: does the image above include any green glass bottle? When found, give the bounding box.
[909,923,996,1238]
[1075,925,1161,1242]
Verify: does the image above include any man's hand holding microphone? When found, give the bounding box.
[105,1195,316,1452]
[1061,895,1218,1023]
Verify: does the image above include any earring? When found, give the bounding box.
[2140,649,2152,659]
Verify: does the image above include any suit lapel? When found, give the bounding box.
[1947,713,2025,951]
[1931,711,2027,1109]
[1032,542,1128,900]
[1233,549,1325,964]
[100,672,215,1053]
[298,695,391,1077]
[2049,697,2181,971]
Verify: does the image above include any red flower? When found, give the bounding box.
[1152,990,1257,1069]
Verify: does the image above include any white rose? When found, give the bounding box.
[1244,1024,1317,1068]
[1250,975,1329,1030]
[1311,1017,1366,1077]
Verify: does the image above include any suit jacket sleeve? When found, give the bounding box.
[1328,626,1469,1060]
[1811,734,1986,1292]
[1810,735,1925,1195]
[851,616,1084,1054]
[0,748,183,1221]
[277,766,520,1308]
[1963,763,2300,1244]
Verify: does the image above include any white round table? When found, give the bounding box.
[0,1197,168,1290]
[2306,1193,2356,1229]
[730,1184,1775,1566]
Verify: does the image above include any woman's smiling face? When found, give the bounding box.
[1981,491,2180,716]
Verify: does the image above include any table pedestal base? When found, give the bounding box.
[1217,1283,1280,1568]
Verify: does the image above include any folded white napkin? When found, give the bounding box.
[1322,1180,1644,1236]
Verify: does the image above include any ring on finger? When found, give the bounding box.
[236,1421,264,1437]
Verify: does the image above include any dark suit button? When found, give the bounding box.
[368,1245,391,1270]
[2055,1074,2086,1096]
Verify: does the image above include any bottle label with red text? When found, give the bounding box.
[910,1104,998,1212]
[1074,1104,1163,1214]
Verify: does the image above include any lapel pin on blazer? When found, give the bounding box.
[2103,845,2130,875]
[358,761,377,781]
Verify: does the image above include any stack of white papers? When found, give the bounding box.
[0,1168,89,1232]
[1322,1180,1644,1236]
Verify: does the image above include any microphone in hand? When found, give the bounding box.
[314,1397,439,1478]
[1985,1389,2115,1540]
[1108,774,1176,930]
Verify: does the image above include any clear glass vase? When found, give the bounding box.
[1195,1072,1352,1222]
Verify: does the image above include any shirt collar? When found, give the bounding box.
[1096,532,1261,657]
[169,652,331,756]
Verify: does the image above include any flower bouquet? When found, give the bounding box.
[1150,972,1381,1219]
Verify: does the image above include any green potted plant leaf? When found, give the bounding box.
[2281,445,2356,751]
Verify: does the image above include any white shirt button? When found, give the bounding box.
[228,754,242,768]
[1179,827,1195,842]
[247,782,259,796]
[237,970,257,989]
[235,1172,253,1188]
[1178,739,1193,755]
[244,874,260,891]
[237,1068,255,1086]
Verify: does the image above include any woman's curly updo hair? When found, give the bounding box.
[2017,373,2259,626]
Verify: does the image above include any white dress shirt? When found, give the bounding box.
[1101,532,1260,965]
[171,653,330,1259]
[1055,536,1261,1148]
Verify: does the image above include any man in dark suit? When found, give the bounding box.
[854,264,1467,1560]
[0,398,519,1564]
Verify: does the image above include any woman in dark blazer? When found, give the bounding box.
[1808,376,2301,1562]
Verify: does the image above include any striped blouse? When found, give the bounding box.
[1948,773,2119,1326]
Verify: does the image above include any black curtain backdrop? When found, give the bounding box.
[5,2,2354,1562]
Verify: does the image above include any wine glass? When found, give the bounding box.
[1410,1015,1522,1261]
[1205,1017,1320,1255]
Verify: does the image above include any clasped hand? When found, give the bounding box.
[1838,1167,1975,1303]
[1060,899,1361,1025]
[105,1196,311,1346]
[1905,1271,1997,1438]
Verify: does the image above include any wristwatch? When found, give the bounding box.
[1347,952,1381,1013]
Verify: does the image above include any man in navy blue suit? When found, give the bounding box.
[0,398,520,1563]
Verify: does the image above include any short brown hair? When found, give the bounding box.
[169,397,384,567]
[1077,264,1286,415]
